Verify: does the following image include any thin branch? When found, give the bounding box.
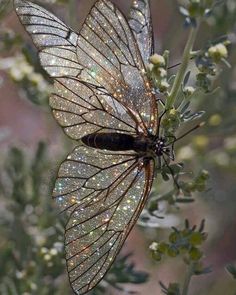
[182,263,194,295]
[166,26,199,110]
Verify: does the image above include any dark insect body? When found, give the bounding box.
[81,132,173,159]
[14,0,175,294]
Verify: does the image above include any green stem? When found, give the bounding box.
[182,263,194,295]
[165,26,199,110]
[68,0,77,28]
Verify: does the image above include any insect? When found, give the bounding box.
[15,0,176,293]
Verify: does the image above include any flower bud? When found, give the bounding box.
[208,43,228,62]
[157,67,167,78]
[169,108,178,117]
[189,247,203,261]
[157,242,168,253]
[147,63,154,72]
[183,86,195,96]
[167,247,179,257]
[149,54,166,67]
[159,80,170,92]
[189,232,204,246]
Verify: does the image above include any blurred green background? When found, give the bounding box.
[0,0,236,294]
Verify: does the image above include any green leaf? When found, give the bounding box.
[183,71,191,86]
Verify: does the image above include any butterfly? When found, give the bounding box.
[14,0,173,294]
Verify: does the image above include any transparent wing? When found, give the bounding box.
[75,0,158,133]
[53,145,154,294]
[129,0,154,64]
[14,0,82,77]
[50,77,138,139]
[15,0,158,135]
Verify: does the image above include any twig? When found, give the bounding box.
[182,263,194,295]
[166,26,199,110]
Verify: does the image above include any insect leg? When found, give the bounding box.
[162,155,180,190]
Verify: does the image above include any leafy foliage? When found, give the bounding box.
[150,220,212,294]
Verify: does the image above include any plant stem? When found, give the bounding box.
[68,0,77,28]
[182,263,194,295]
[165,26,199,110]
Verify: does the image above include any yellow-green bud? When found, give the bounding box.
[149,54,166,67]
[147,63,154,72]
[156,67,167,78]
[189,232,204,246]
[167,247,179,257]
[189,247,203,261]
[152,251,162,261]
[224,40,231,46]
[157,242,168,253]
[159,80,170,92]
[208,43,228,62]
[168,108,178,117]
[169,232,178,243]
[201,170,209,178]
[184,86,195,96]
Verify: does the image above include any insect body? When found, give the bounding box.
[81,132,173,159]
[14,0,168,294]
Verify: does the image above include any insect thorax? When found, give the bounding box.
[134,136,174,160]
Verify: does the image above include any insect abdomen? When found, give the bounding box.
[81,133,135,151]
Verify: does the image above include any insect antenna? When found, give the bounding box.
[168,57,194,70]
[167,62,182,70]
[169,122,205,145]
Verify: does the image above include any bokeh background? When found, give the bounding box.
[0,0,236,294]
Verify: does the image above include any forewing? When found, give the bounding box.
[14,0,82,77]
[53,145,154,294]
[50,77,138,139]
[76,0,158,133]
[15,0,158,135]
[129,0,154,64]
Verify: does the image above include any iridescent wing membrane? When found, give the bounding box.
[129,0,154,64]
[55,146,154,293]
[14,0,157,294]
